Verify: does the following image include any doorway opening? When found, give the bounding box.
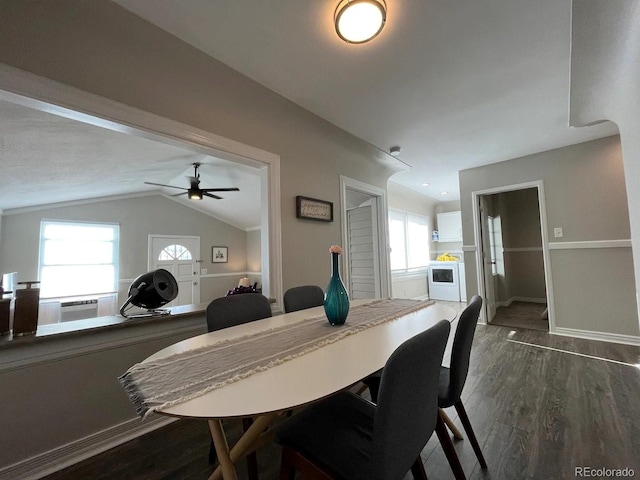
[473,181,555,332]
[340,177,390,299]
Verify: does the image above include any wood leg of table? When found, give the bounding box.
[209,412,279,480]
[440,408,464,440]
[208,419,237,480]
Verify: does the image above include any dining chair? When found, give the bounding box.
[362,295,486,479]
[205,293,272,480]
[274,319,451,480]
[283,285,324,313]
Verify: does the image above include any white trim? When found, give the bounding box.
[246,226,261,232]
[471,180,556,333]
[548,239,632,250]
[553,327,640,347]
[0,63,283,312]
[200,272,260,279]
[0,415,176,480]
[494,296,547,308]
[340,176,391,298]
[503,247,543,252]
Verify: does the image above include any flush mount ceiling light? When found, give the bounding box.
[335,0,387,44]
[389,145,401,156]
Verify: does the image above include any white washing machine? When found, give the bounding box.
[428,261,461,301]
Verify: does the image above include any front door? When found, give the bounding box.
[149,235,201,306]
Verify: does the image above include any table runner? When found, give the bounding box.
[119,298,434,417]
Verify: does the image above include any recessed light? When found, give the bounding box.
[440,191,448,195]
[421,183,430,187]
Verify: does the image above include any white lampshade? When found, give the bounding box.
[334,0,387,44]
[238,277,251,288]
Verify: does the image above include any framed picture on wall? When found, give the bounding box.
[296,196,333,222]
[212,246,228,263]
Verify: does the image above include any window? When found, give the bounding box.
[389,210,430,272]
[158,244,192,261]
[39,220,119,299]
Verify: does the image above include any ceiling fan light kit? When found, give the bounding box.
[335,0,386,44]
[144,163,239,201]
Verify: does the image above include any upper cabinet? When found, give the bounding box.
[437,211,462,242]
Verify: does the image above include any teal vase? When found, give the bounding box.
[324,252,350,326]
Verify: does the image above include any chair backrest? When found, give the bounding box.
[205,293,272,332]
[283,285,324,313]
[444,294,483,404]
[371,320,450,480]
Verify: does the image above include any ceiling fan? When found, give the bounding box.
[144,163,240,200]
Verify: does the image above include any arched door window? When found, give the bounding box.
[158,244,193,261]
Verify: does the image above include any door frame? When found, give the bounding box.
[340,176,391,298]
[471,180,556,331]
[0,63,283,308]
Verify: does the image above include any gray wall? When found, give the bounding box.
[459,136,639,336]
[0,1,398,470]
[0,195,248,305]
[0,0,397,295]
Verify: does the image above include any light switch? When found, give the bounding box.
[200,268,207,275]
[553,227,563,238]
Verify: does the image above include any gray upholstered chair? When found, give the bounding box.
[206,292,272,332]
[205,293,272,480]
[275,320,451,480]
[437,295,487,471]
[363,295,486,479]
[283,285,324,313]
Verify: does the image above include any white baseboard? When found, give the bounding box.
[496,296,547,308]
[0,415,176,480]
[553,327,640,347]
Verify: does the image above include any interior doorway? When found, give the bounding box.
[340,177,391,299]
[473,182,554,332]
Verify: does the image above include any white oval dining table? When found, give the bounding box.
[143,299,458,480]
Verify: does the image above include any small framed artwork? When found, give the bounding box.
[212,246,228,263]
[296,196,334,222]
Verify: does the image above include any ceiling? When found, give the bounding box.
[112,0,618,200]
[0,0,620,224]
[0,99,262,229]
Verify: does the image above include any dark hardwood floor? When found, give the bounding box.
[42,323,640,480]
[490,301,549,331]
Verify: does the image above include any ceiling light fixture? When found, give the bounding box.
[422,183,430,187]
[389,145,401,156]
[335,0,387,44]
[188,189,203,200]
[441,191,448,195]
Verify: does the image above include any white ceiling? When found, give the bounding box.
[0,99,262,229]
[0,0,620,224]
[112,0,618,200]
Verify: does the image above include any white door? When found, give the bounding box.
[479,197,497,321]
[149,235,200,307]
[347,202,381,299]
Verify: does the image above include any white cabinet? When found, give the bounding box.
[437,211,462,242]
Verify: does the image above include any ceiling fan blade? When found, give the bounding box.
[171,192,188,197]
[144,181,188,191]
[202,192,223,200]
[200,187,240,192]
